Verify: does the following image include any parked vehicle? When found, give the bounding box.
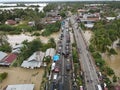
[66,63,71,71]
[95,85,102,90]
[53,74,57,80]
[54,67,60,73]
[51,63,56,71]
[80,86,83,90]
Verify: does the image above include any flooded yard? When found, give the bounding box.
[7,34,35,47]
[7,32,59,47]
[0,67,44,90]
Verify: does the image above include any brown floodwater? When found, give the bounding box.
[103,48,120,77]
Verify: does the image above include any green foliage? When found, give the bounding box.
[72,48,78,63]
[108,2,120,9]
[17,38,56,65]
[0,43,12,52]
[89,44,95,52]
[92,52,102,59]
[43,4,57,12]
[79,23,86,30]
[105,66,114,76]
[0,72,8,82]
[72,43,76,47]
[0,24,15,31]
[91,19,120,53]
[15,24,36,32]
[42,21,61,36]
[104,76,111,87]
[32,32,40,36]
[39,12,46,18]
[76,76,82,86]
[109,48,117,55]
[48,38,56,48]
[95,58,105,67]
[44,57,51,64]
[59,11,66,18]
[89,9,100,13]
[113,75,117,82]
[17,39,42,65]
[92,52,105,67]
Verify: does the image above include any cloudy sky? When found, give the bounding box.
[0,0,120,2]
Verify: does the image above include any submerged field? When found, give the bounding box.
[0,67,44,90]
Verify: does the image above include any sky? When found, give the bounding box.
[0,0,120,2]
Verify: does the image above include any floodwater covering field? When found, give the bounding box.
[0,67,44,90]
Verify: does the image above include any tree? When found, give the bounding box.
[0,43,12,52]
[109,48,117,55]
[48,38,56,48]
[0,32,8,46]
[59,11,66,18]
[0,72,8,82]
[105,66,114,76]
[113,75,117,82]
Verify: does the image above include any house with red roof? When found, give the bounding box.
[0,53,17,66]
[5,20,16,25]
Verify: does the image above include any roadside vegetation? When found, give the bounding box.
[91,19,120,53]
[41,21,61,36]
[89,19,120,88]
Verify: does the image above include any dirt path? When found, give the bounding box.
[0,67,44,90]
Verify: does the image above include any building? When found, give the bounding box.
[79,13,100,28]
[0,53,17,66]
[0,51,7,62]
[28,21,35,26]
[5,20,16,25]
[77,9,88,14]
[5,84,34,90]
[45,10,61,24]
[106,17,116,22]
[12,44,24,54]
[21,51,45,69]
[45,48,55,58]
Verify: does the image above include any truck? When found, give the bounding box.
[51,63,55,71]
[95,85,102,90]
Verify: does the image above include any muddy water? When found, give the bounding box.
[103,48,120,77]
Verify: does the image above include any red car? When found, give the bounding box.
[54,67,59,73]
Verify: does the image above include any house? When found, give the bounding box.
[5,20,16,25]
[45,10,61,24]
[0,51,7,62]
[28,21,35,26]
[45,48,55,58]
[77,9,88,14]
[21,51,45,69]
[5,84,34,90]
[0,53,17,66]
[12,44,24,54]
[79,13,100,28]
[106,17,116,22]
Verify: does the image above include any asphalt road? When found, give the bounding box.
[70,15,100,90]
[50,18,73,90]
